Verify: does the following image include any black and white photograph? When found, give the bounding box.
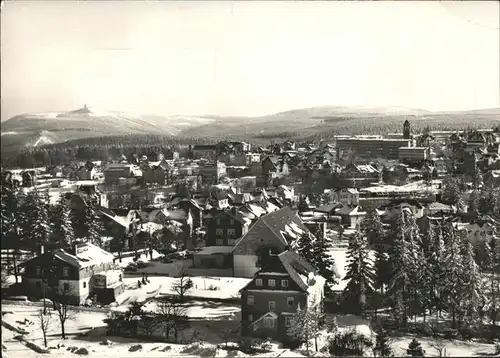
[1,0,499,357]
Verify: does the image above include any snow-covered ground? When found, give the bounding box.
[2,304,498,358]
[117,276,250,305]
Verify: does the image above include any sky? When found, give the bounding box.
[1,1,499,120]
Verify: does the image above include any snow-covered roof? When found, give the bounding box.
[53,243,115,268]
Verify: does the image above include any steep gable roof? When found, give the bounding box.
[232,207,310,255]
[240,250,317,293]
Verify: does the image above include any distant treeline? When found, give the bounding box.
[2,134,216,168]
[254,118,500,141]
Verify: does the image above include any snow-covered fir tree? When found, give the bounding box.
[311,233,338,288]
[386,209,422,325]
[441,222,465,329]
[406,338,425,357]
[20,189,52,249]
[83,198,104,247]
[51,196,75,250]
[343,230,375,314]
[483,232,500,326]
[360,204,385,247]
[296,232,315,263]
[84,206,104,247]
[424,221,447,321]
[468,190,480,216]
[297,231,337,289]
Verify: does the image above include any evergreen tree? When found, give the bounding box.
[386,209,423,325]
[373,249,391,294]
[456,229,484,328]
[296,232,315,264]
[1,182,22,282]
[343,230,375,314]
[19,190,52,249]
[406,338,425,357]
[373,330,394,357]
[468,190,480,216]
[360,204,385,247]
[441,177,462,206]
[83,199,104,247]
[484,233,500,326]
[424,222,447,322]
[311,234,338,288]
[441,223,464,329]
[51,196,75,250]
[472,164,483,190]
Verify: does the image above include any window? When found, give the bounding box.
[36,266,41,276]
[247,295,255,305]
[248,314,253,322]
[230,219,234,225]
[264,317,275,328]
[269,301,276,311]
[216,228,224,236]
[63,283,70,292]
[268,279,276,287]
[281,279,289,288]
[227,229,236,236]
[83,282,87,288]
[256,278,263,286]
[216,219,221,225]
[228,238,237,246]
[216,239,224,246]
[63,267,69,277]
[285,316,292,327]
[287,297,294,307]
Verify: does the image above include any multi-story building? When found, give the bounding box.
[336,138,412,161]
[232,207,313,278]
[199,161,227,185]
[399,147,431,164]
[103,164,139,185]
[335,188,359,207]
[21,243,124,305]
[206,209,252,246]
[239,250,325,342]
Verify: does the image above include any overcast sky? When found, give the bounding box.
[1,1,499,120]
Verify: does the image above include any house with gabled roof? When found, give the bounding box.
[239,249,325,342]
[232,207,313,278]
[21,242,124,305]
[206,208,252,246]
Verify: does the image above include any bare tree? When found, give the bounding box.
[37,309,53,347]
[53,288,75,339]
[172,268,193,303]
[156,297,189,342]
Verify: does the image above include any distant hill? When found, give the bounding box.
[2,105,499,155]
[0,106,215,154]
[177,106,500,140]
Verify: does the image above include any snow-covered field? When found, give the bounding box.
[2,304,498,357]
[116,276,250,306]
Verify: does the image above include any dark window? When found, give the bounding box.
[63,283,70,292]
